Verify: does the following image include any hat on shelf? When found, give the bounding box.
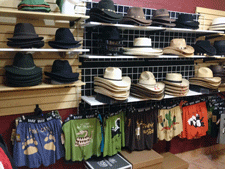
[123,37,163,56]
[48,28,81,49]
[18,0,51,12]
[209,65,225,77]
[192,40,216,56]
[163,38,194,57]
[214,40,225,55]
[44,60,79,83]
[152,9,176,27]
[175,14,199,29]
[121,7,152,25]
[89,0,123,23]
[130,71,165,100]
[7,40,44,48]
[102,26,122,41]
[209,17,225,31]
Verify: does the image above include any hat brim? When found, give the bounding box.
[90,12,122,21]
[130,91,164,100]
[94,76,131,88]
[194,44,216,56]
[176,21,199,27]
[48,40,80,45]
[189,81,219,89]
[131,85,164,95]
[94,86,129,96]
[165,90,188,96]
[94,81,130,91]
[165,87,189,93]
[6,78,42,87]
[134,82,165,92]
[164,78,189,87]
[122,17,152,25]
[152,17,175,22]
[88,16,119,24]
[7,41,44,48]
[94,88,129,100]
[165,84,189,90]
[5,66,42,76]
[189,77,221,83]
[123,47,162,53]
[8,36,43,41]
[48,43,81,49]
[44,71,79,80]
[90,8,123,19]
[7,76,42,83]
[152,21,176,27]
[163,45,194,54]
[6,71,42,80]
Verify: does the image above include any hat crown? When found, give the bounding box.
[98,0,115,11]
[170,38,187,48]
[12,52,36,69]
[126,7,145,19]
[139,71,156,85]
[54,28,75,42]
[13,23,38,37]
[133,38,152,47]
[153,9,169,18]
[103,67,122,80]
[102,26,121,40]
[195,40,211,46]
[209,65,224,74]
[197,67,213,78]
[177,14,195,22]
[166,73,182,81]
[51,60,73,74]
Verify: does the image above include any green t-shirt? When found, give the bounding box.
[103,112,125,157]
[62,118,102,161]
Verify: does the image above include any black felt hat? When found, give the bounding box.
[176,14,199,28]
[5,71,42,81]
[7,39,44,48]
[44,60,79,81]
[193,40,216,56]
[214,40,225,55]
[90,0,123,19]
[89,13,121,23]
[48,28,81,49]
[6,78,42,87]
[8,23,43,40]
[102,26,122,41]
[175,22,199,30]
[4,52,42,76]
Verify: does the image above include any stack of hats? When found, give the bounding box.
[7,23,44,48]
[100,26,124,55]
[48,28,81,49]
[4,52,42,87]
[152,9,176,27]
[130,71,165,100]
[45,60,79,84]
[163,38,194,57]
[214,40,225,55]
[123,37,163,56]
[94,67,131,101]
[176,14,199,29]
[121,7,152,26]
[18,0,51,12]
[189,67,221,89]
[163,73,189,96]
[89,0,123,23]
[192,40,216,56]
[209,17,225,31]
[209,65,225,91]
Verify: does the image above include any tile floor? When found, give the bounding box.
[175,144,225,169]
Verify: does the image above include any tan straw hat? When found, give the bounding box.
[163,73,189,87]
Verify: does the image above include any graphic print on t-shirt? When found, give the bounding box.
[160,111,179,131]
[22,135,38,155]
[44,132,56,151]
[75,130,93,147]
[111,118,121,138]
[187,114,205,128]
[135,120,143,140]
[142,122,154,135]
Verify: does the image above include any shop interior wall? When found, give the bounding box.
[94,0,225,13]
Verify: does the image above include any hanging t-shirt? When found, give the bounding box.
[158,106,183,141]
[103,112,125,157]
[62,118,102,161]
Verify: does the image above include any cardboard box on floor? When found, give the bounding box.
[120,149,163,169]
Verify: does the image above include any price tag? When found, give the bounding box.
[158,115,163,123]
[16,134,21,142]
[208,111,212,119]
[212,115,217,123]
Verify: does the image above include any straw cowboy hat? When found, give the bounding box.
[163,73,189,87]
[123,38,163,56]
[190,67,221,83]
[165,87,189,93]
[165,90,189,96]
[163,38,194,57]
[165,84,189,90]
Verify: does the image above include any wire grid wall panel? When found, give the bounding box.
[81,64,195,96]
[83,2,200,59]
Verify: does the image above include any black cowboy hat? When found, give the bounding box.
[44,60,79,81]
[175,22,199,30]
[7,40,44,48]
[214,40,225,55]
[193,40,216,56]
[4,52,42,76]
[5,71,42,81]
[89,13,121,23]
[102,26,122,41]
[176,14,199,28]
[6,78,42,87]
[48,28,81,49]
[8,23,43,40]
[89,0,123,19]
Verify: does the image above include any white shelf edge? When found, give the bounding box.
[81,90,203,106]
[0,48,89,52]
[79,54,224,59]
[84,22,223,34]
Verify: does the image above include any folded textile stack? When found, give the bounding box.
[121,7,152,26]
[4,52,42,87]
[189,67,221,89]
[214,40,225,55]
[18,0,51,12]
[209,17,225,31]
[209,65,225,91]
[163,38,194,57]
[164,73,189,96]
[152,9,176,27]
[130,71,165,100]
[7,23,44,48]
[192,40,216,56]
[123,37,162,56]
[48,28,81,49]
[89,0,123,23]
[94,67,131,101]
[45,60,79,84]
[175,14,199,29]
